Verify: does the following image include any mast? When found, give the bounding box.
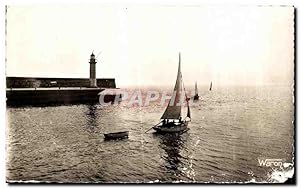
[209,81,212,91]
[161,53,182,120]
[161,52,191,120]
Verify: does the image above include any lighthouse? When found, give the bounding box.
[89,52,97,88]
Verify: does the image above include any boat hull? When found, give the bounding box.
[104,131,129,140]
[153,122,189,133]
[193,95,199,100]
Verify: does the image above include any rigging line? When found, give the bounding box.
[180,72,191,120]
[180,72,189,100]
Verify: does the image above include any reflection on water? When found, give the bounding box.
[6,86,294,183]
[156,132,188,181]
[86,105,98,133]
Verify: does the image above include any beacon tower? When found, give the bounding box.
[89,52,97,88]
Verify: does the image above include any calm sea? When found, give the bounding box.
[6,86,294,183]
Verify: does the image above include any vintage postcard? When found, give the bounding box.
[5,4,295,184]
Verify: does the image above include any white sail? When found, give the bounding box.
[161,53,182,119]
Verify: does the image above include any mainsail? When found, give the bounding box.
[161,53,190,120]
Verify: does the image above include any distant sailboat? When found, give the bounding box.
[153,53,191,133]
[193,82,199,100]
[209,81,212,91]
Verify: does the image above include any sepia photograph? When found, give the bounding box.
[4,4,295,184]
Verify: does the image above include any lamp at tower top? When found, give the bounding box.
[90,52,96,62]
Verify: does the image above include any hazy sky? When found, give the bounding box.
[6,5,294,87]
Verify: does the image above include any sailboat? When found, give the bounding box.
[209,81,212,91]
[153,53,191,133]
[193,82,199,100]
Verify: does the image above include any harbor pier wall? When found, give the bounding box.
[6,77,118,107]
[6,77,116,88]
